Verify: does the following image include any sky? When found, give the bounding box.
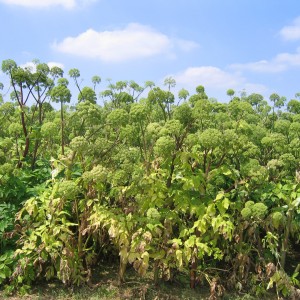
[1,0,300,104]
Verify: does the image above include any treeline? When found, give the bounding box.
[0,59,300,299]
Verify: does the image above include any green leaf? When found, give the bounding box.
[151,250,165,260]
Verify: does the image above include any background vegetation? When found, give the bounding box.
[1,59,300,299]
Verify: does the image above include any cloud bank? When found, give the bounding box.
[172,66,267,96]
[53,23,199,62]
[230,48,300,73]
[279,17,300,41]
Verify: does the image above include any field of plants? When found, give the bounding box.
[1,59,300,299]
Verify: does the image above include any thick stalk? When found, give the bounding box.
[31,140,39,170]
[153,261,160,285]
[166,153,176,188]
[119,253,128,284]
[190,246,198,288]
[280,209,293,269]
[15,136,20,164]
[31,103,43,169]
[61,100,65,155]
[18,98,30,167]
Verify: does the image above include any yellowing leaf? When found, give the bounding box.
[215,192,224,201]
[176,250,183,268]
[222,198,230,210]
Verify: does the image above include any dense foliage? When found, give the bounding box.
[1,59,300,299]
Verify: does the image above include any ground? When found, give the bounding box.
[0,262,278,300]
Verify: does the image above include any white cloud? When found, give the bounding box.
[172,66,268,96]
[174,66,242,89]
[47,62,64,70]
[230,60,286,73]
[230,48,300,73]
[0,0,96,9]
[242,83,269,95]
[20,61,64,72]
[279,17,300,41]
[20,61,36,71]
[276,49,300,66]
[52,23,199,62]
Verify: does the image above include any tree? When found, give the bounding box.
[91,75,101,91]
[29,62,55,168]
[50,66,64,79]
[148,87,174,121]
[100,80,133,108]
[189,85,208,105]
[1,60,30,166]
[1,59,55,167]
[164,76,176,91]
[78,86,97,104]
[69,68,83,100]
[145,80,155,90]
[128,80,144,102]
[287,99,300,114]
[226,88,235,100]
[50,78,71,155]
[247,93,263,110]
[178,88,189,103]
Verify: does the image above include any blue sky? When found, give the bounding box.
[1,0,300,104]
